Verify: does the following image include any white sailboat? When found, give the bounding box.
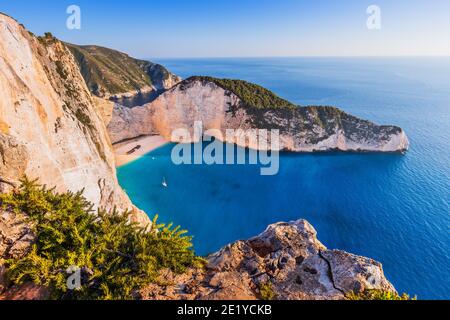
[162,177,168,188]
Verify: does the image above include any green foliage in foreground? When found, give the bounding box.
[0,178,202,300]
[259,282,277,301]
[188,76,297,110]
[346,290,416,301]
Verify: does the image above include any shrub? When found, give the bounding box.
[0,178,201,300]
[188,76,297,110]
[38,32,56,45]
[259,282,277,300]
[346,290,416,301]
[74,108,93,129]
[55,60,68,80]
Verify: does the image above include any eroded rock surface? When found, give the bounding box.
[0,209,36,296]
[0,13,147,224]
[139,220,395,300]
[0,210,34,260]
[108,77,409,153]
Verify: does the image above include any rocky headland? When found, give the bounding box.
[108,77,409,153]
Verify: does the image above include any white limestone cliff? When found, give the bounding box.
[0,13,147,224]
[108,78,409,153]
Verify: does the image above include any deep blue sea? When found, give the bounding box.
[117,57,450,299]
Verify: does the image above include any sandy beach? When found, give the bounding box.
[113,135,168,167]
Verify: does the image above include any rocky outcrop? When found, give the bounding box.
[92,96,115,126]
[139,60,182,91]
[109,77,409,152]
[0,13,147,224]
[0,216,396,300]
[139,220,395,300]
[0,209,36,296]
[0,210,34,261]
[0,135,28,193]
[108,103,159,143]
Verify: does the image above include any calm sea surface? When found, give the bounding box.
[117,57,450,299]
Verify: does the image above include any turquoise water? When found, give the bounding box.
[117,58,450,299]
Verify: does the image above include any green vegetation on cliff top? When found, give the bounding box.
[66,43,173,97]
[187,76,298,109]
[1,178,201,300]
[346,290,416,301]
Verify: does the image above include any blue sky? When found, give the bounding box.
[1,0,449,58]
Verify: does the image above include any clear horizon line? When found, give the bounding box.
[145,54,450,60]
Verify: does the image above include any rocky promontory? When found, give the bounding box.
[140,220,395,300]
[108,77,409,153]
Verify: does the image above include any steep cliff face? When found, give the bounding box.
[140,220,395,300]
[66,43,181,99]
[108,77,409,152]
[0,14,146,223]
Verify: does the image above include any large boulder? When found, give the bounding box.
[139,219,395,300]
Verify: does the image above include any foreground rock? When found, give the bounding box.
[108,77,409,153]
[0,209,48,299]
[0,210,34,262]
[0,214,395,300]
[139,220,395,300]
